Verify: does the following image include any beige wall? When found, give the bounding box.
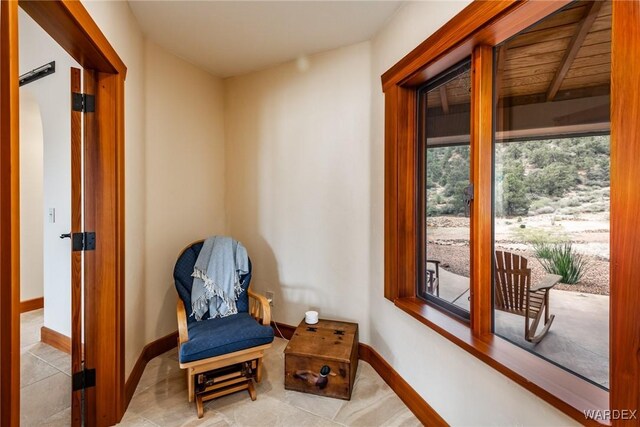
[225,42,372,339]
[224,2,577,425]
[83,3,228,376]
[77,2,580,423]
[19,89,44,302]
[143,39,227,342]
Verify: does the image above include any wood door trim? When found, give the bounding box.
[18,0,126,77]
[1,1,127,425]
[70,66,82,427]
[82,67,99,426]
[0,1,21,425]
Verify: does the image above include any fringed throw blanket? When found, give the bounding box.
[191,236,249,321]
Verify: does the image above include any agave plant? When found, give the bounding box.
[534,242,587,284]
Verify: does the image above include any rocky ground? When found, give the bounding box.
[426,214,610,296]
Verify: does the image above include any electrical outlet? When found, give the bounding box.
[265,291,274,307]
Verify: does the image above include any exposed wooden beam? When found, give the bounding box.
[439,86,450,114]
[546,0,604,101]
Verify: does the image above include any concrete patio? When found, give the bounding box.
[433,268,609,389]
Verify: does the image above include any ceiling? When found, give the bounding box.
[424,0,611,144]
[128,1,402,78]
[427,0,611,108]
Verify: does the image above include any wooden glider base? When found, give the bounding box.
[193,359,259,418]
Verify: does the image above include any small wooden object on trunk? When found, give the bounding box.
[284,319,358,400]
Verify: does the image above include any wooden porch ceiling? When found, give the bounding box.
[428,0,611,109]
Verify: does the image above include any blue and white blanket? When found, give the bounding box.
[190,236,249,321]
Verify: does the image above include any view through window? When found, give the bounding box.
[418,60,471,320]
[493,0,611,389]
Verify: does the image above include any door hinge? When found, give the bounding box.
[72,232,96,251]
[72,368,96,391]
[72,92,95,113]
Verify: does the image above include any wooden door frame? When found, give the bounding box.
[0,1,127,425]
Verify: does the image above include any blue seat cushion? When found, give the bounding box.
[179,313,274,364]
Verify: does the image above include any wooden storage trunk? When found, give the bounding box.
[284,319,358,400]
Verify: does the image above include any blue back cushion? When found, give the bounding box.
[174,241,251,324]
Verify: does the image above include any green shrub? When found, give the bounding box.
[559,197,581,208]
[535,206,555,215]
[534,242,586,284]
[530,197,554,211]
[534,242,555,260]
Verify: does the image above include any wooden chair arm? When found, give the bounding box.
[177,299,189,345]
[530,274,562,292]
[248,289,271,326]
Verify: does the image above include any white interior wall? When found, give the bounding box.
[143,39,227,343]
[225,42,372,340]
[19,10,81,337]
[19,89,44,302]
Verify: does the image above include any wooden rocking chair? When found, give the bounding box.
[174,240,274,418]
[494,250,561,343]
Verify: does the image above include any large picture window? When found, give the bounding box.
[492,0,610,390]
[383,0,639,422]
[418,60,471,320]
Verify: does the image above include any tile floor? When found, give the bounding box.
[120,338,421,426]
[20,309,72,426]
[20,309,420,426]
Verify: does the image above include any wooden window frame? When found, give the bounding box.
[416,58,473,322]
[383,0,640,425]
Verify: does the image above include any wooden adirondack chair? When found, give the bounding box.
[426,259,441,297]
[494,250,561,343]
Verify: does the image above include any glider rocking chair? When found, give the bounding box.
[174,240,274,418]
[494,250,561,343]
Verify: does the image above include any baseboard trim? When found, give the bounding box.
[40,326,71,354]
[271,320,296,340]
[273,321,447,426]
[358,343,448,426]
[20,297,44,313]
[122,321,446,426]
[124,331,179,409]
